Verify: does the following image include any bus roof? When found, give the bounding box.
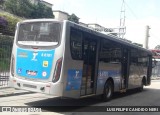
[20,19,63,23]
[18,19,152,55]
[65,20,152,55]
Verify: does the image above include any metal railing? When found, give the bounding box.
[0,34,13,87]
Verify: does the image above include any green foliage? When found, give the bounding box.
[5,0,18,15]
[68,13,79,24]
[0,0,5,6]
[0,35,13,71]
[44,5,54,18]
[0,17,8,28]
[5,0,32,18]
[0,12,22,35]
[0,34,13,42]
[16,0,33,18]
[5,0,54,19]
[31,2,54,18]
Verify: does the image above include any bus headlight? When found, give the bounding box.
[53,58,62,83]
[10,55,15,77]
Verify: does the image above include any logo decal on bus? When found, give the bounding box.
[32,52,38,61]
[43,61,48,67]
[26,70,37,76]
[18,52,28,58]
[18,68,22,73]
[16,48,55,79]
[41,53,52,57]
[74,71,79,79]
[42,71,47,77]
[66,70,82,91]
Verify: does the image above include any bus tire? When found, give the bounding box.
[102,80,113,102]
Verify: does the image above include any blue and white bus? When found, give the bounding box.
[10,19,152,101]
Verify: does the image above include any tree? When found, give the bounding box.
[68,13,79,24]
[5,0,34,18]
[0,17,8,34]
[43,6,54,18]
[155,45,160,50]
[31,2,54,18]
[0,12,22,35]
[5,0,19,15]
[5,0,54,19]
[16,0,33,18]
[0,17,8,28]
[0,0,4,6]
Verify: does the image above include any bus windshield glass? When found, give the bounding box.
[17,22,61,46]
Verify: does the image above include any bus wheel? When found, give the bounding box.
[102,80,113,102]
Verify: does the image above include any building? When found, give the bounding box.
[88,23,103,29]
[53,10,80,23]
[52,10,119,37]
[30,0,53,9]
[88,23,105,32]
[53,10,70,21]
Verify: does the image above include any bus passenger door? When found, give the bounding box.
[80,38,98,96]
[121,48,130,90]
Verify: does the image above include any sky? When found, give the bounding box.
[44,0,160,49]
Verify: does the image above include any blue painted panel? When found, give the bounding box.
[66,70,82,91]
[16,48,55,79]
[97,70,120,86]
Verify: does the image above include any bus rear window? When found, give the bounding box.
[17,22,61,46]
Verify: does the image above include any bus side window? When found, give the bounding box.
[130,49,138,65]
[100,39,121,63]
[70,30,82,60]
[138,57,148,67]
[99,40,110,63]
[136,51,149,67]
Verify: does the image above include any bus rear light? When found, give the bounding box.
[11,55,15,77]
[53,58,63,83]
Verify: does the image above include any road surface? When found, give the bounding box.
[0,80,160,115]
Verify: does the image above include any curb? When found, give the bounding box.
[0,87,35,97]
[0,91,35,97]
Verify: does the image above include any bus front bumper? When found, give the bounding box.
[10,77,63,96]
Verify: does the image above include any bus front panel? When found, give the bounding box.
[10,20,64,96]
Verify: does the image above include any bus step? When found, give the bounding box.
[120,89,126,93]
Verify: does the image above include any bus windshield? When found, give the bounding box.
[17,22,61,46]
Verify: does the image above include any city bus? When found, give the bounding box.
[10,19,152,101]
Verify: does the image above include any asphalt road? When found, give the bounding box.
[0,80,160,115]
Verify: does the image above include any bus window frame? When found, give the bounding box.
[70,28,83,60]
[15,21,63,49]
[99,38,122,64]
